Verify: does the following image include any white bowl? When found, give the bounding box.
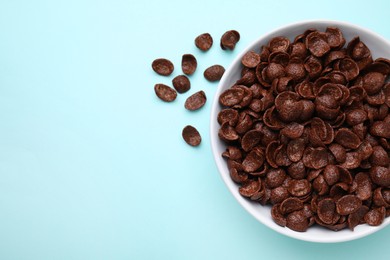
[210,20,390,243]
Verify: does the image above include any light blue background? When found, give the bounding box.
[1,0,390,259]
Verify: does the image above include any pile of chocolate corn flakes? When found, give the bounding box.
[152,30,240,146]
[217,27,390,232]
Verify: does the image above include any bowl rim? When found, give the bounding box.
[210,19,390,243]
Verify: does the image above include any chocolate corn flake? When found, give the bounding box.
[152,58,174,76]
[217,27,390,232]
[182,125,201,146]
[154,83,177,102]
[172,75,191,94]
[204,65,225,82]
[195,33,213,51]
[221,30,240,50]
[184,91,206,111]
[182,54,197,75]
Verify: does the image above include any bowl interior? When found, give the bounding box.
[210,20,390,243]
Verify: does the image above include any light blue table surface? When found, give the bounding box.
[1,0,390,259]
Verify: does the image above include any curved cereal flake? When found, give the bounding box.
[152,58,174,76]
[306,31,330,57]
[172,75,191,94]
[323,165,340,186]
[271,204,286,227]
[328,71,348,86]
[318,198,339,225]
[259,45,270,62]
[288,179,311,197]
[339,152,361,169]
[303,147,328,169]
[232,85,253,108]
[250,185,265,201]
[281,123,304,139]
[334,128,361,149]
[154,83,177,102]
[335,58,359,81]
[249,99,263,112]
[184,91,206,111]
[382,189,390,205]
[217,108,239,126]
[181,54,197,75]
[274,76,294,94]
[242,148,265,173]
[299,100,315,122]
[325,27,346,49]
[373,187,389,207]
[274,91,303,122]
[370,166,390,187]
[347,86,366,105]
[310,117,334,146]
[229,168,248,184]
[286,62,306,82]
[219,87,245,107]
[348,205,369,231]
[241,130,262,152]
[364,207,386,226]
[275,144,292,167]
[290,42,307,59]
[364,62,390,75]
[265,63,286,82]
[269,36,290,53]
[266,141,280,168]
[237,70,257,86]
[318,83,344,101]
[329,182,349,199]
[182,125,201,146]
[263,106,286,130]
[346,109,367,126]
[239,178,261,197]
[347,36,371,60]
[370,145,389,167]
[256,62,271,87]
[268,51,290,67]
[324,51,346,66]
[242,51,261,68]
[287,138,305,162]
[370,121,390,139]
[222,146,242,160]
[270,187,289,205]
[287,161,306,179]
[315,216,347,231]
[312,175,329,196]
[220,30,240,50]
[304,55,323,78]
[218,122,239,142]
[356,140,373,161]
[336,195,362,215]
[375,57,390,68]
[286,211,309,232]
[315,102,340,121]
[363,72,385,95]
[204,65,225,81]
[195,33,213,51]
[337,166,353,185]
[352,123,367,141]
[227,159,242,171]
[280,197,304,215]
[265,168,287,188]
[296,81,315,99]
[366,90,385,106]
